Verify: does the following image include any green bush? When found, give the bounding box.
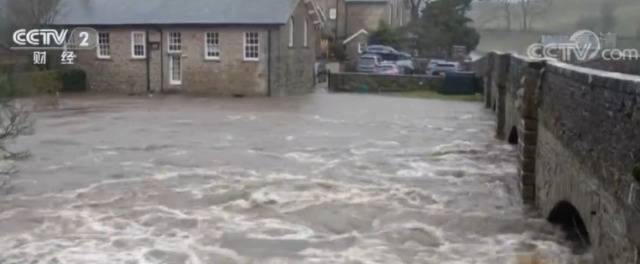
[60,69,87,92]
[0,74,17,100]
[11,71,62,96]
[5,69,87,96]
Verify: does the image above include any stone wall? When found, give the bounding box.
[328,72,443,92]
[474,52,640,263]
[73,27,152,94]
[71,1,315,96]
[269,0,317,96]
[538,61,640,263]
[577,57,640,76]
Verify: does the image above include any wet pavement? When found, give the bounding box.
[0,93,588,263]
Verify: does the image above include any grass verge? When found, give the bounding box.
[386,90,484,102]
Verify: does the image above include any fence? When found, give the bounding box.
[328,72,444,93]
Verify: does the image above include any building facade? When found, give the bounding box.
[52,0,316,96]
[314,0,409,66]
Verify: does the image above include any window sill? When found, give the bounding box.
[204,57,221,62]
[131,57,146,60]
[243,58,260,62]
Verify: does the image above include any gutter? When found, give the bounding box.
[159,28,164,93]
[146,29,151,93]
[267,29,273,97]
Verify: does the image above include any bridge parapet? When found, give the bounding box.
[473,52,640,263]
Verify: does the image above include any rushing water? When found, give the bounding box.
[0,94,588,263]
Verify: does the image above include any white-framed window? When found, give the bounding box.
[329,8,337,20]
[168,32,182,53]
[131,31,146,58]
[244,32,259,61]
[288,17,294,47]
[97,32,110,59]
[304,18,309,47]
[205,32,220,60]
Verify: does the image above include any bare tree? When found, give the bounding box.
[517,0,552,31]
[499,0,512,30]
[5,0,61,28]
[0,103,34,152]
[600,2,618,33]
[404,0,424,22]
[0,75,34,156]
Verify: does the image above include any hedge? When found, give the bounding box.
[5,69,87,96]
[60,69,87,92]
[11,71,62,96]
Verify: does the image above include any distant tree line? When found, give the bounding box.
[369,0,480,58]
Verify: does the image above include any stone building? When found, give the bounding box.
[51,0,317,96]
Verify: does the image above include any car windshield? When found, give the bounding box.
[361,57,377,64]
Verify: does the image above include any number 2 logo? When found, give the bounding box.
[79,32,90,47]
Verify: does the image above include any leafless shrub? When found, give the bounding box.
[0,102,34,155]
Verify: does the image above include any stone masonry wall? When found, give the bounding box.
[474,52,640,263]
[74,27,153,94]
[490,53,511,139]
[537,61,640,263]
[328,72,443,93]
[72,0,315,96]
[74,26,271,96]
[578,57,640,76]
[164,26,270,96]
[269,0,317,96]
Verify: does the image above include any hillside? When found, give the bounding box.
[470,0,640,37]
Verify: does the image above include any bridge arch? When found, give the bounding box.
[547,201,591,253]
[507,126,518,145]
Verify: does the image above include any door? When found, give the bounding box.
[169,54,182,85]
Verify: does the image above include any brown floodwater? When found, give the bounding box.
[0,93,590,263]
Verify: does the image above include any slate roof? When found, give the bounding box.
[345,0,388,3]
[52,0,300,26]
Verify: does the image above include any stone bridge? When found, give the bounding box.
[474,52,640,263]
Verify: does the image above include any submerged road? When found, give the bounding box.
[0,93,587,263]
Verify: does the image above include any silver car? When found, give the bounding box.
[357,54,382,73]
[427,61,460,76]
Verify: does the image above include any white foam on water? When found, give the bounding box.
[284,152,327,163]
[0,131,584,264]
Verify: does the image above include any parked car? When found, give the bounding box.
[357,54,382,73]
[427,61,460,76]
[364,45,415,74]
[365,45,398,54]
[426,59,445,74]
[376,62,401,75]
[394,52,415,74]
